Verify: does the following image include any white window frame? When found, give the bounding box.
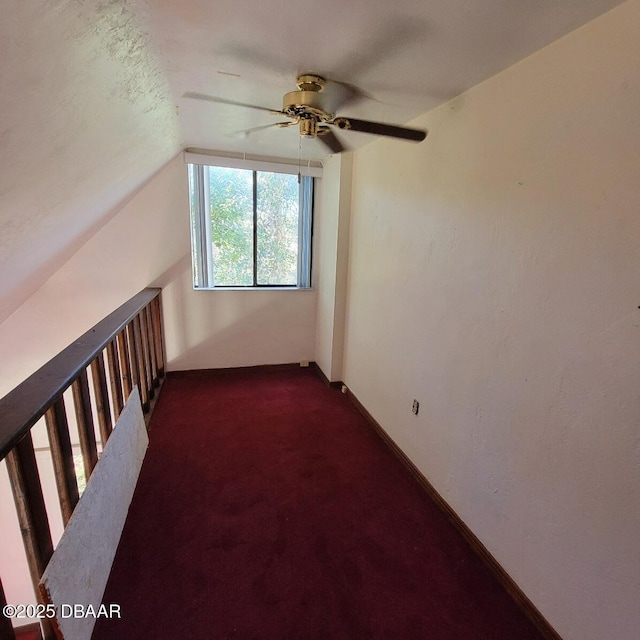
[185,151,321,290]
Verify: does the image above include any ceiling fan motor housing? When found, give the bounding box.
[282,90,329,118]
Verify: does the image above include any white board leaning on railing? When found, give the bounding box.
[39,389,148,640]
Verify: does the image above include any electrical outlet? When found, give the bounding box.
[412,399,420,415]
[300,360,309,368]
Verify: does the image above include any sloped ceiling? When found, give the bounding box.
[0,0,626,324]
[0,0,181,325]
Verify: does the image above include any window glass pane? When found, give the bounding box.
[256,171,299,285]
[209,167,253,286]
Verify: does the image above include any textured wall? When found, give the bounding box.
[343,2,640,638]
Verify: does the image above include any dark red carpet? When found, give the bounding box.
[92,368,542,640]
[14,627,40,640]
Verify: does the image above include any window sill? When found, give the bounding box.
[193,287,314,292]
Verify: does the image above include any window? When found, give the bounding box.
[188,163,314,289]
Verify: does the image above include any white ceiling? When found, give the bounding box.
[0,0,627,324]
[0,0,181,323]
[148,0,626,161]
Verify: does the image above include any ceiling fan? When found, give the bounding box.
[184,74,427,154]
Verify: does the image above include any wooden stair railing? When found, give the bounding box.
[0,288,165,640]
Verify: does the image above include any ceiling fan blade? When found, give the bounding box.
[334,117,427,142]
[317,129,346,154]
[336,18,427,80]
[228,122,284,139]
[230,120,297,138]
[183,92,285,116]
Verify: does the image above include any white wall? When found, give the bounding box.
[314,154,352,381]
[162,280,316,371]
[342,2,640,639]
